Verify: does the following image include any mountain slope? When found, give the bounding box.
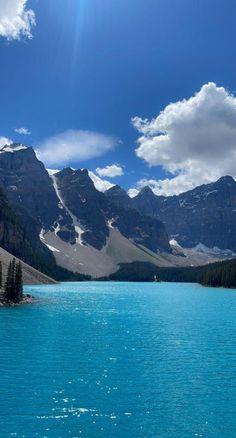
[0,150,87,280]
[0,246,57,285]
[106,177,236,252]
[0,144,172,277]
[49,167,171,253]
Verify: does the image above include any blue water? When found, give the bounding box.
[0,282,236,437]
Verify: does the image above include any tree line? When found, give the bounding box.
[0,258,23,303]
[200,259,236,288]
[107,259,236,288]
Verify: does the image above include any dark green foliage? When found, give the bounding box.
[108,262,208,283]
[107,259,236,288]
[4,260,14,301]
[53,267,91,282]
[0,261,2,288]
[4,258,24,303]
[15,262,23,300]
[201,259,236,288]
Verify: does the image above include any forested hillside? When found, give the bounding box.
[200,259,236,288]
[106,259,236,288]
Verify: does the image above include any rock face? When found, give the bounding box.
[0,144,171,278]
[0,142,235,275]
[105,185,133,210]
[54,168,171,253]
[0,144,73,236]
[110,208,170,253]
[0,182,58,275]
[130,176,236,251]
[55,168,109,249]
[0,145,58,228]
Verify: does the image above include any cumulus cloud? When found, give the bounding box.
[128,188,139,198]
[0,136,12,148]
[96,164,124,178]
[88,171,114,192]
[132,82,236,195]
[0,0,35,41]
[14,126,31,135]
[37,130,117,166]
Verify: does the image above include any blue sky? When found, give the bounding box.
[1,0,236,195]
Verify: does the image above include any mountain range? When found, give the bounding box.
[106,176,236,254]
[0,143,235,279]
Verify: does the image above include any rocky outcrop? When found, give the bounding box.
[105,185,133,209]
[0,144,73,239]
[55,168,109,249]
[0,145,59,228]
[0,144,171,278]
[54,168,171,253]
[131,176,236,251]
[0,183,59,275]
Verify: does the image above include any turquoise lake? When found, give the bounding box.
[0,282,236,437]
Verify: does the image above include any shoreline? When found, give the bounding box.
[0,294,36,308]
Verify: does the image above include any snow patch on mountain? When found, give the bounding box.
[169,238,181,247]
[39,229,45,240]
[44,243,60,253]
[108,219,115,229]
[50,174,85,246]
[47,169,60,175]
[0,143,27,153]
[193,242,236,257]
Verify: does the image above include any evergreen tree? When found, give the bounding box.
[3,258,23,303]
[3,258,24,303]
[15,262,23,302]
[201,259,236,288]
[4,260,13,302]
[0,260,2,289]
[11,258,16,302]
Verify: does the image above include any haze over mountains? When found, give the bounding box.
[0,143,235,279]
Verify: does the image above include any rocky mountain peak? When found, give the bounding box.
[138,186,155,197]
[0,143,28,153]
[104,185,132,209]
[57,168,94,186]
[0,144,68,230]
[106,184,125,194]
[132,174,236,251]
[215,175,236,186]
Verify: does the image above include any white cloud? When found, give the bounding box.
[37,130,117,166]
[132,82,236,195]
[128,188,139,198]
[96,164,124,178]
[0,136,12,148]
[89,171,114,192]
[133,171,210,196]
[0,0,35,41]
[14,126,31,135]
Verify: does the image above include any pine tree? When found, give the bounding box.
[4,260,13,302]
[15,261,23,302]
[11,258,16,302]
[0,260,2,289]
[3,259,24,303]
[4,258,21,303]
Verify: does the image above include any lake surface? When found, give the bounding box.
[0,282,236,437]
